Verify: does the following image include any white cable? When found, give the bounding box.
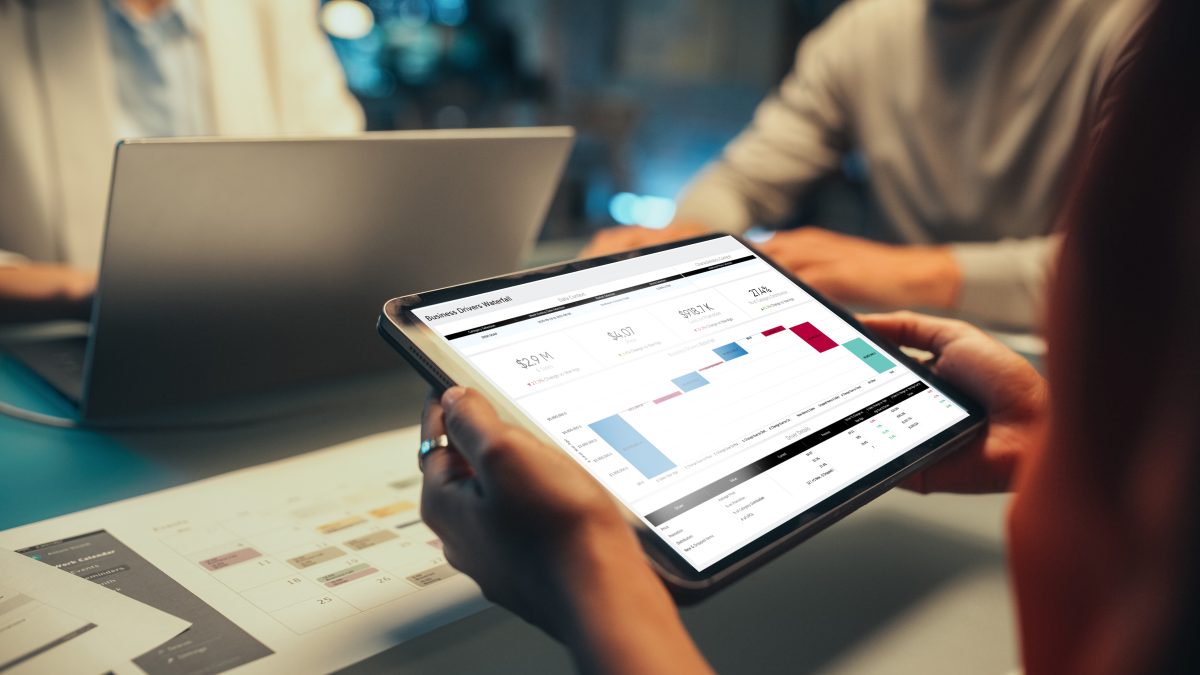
[0,400,80,428]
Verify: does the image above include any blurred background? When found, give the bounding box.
[318,0,865,243]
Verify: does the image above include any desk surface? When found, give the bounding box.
[0,242,1021,674]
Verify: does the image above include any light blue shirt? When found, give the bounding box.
[104,0,213,138]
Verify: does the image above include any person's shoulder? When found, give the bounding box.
[795,0,925,61]
[821,0,927,33]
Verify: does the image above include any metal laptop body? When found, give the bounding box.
[18,128,573,423]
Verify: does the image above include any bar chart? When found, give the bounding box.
[583,319,898,479]
[432,236,969,571]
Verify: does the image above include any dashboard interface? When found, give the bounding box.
[412,237,968,571]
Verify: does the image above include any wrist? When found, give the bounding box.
[549,524,709,674]
[903,245,961,309]
[552,523,668,633]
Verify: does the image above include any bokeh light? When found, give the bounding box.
[608,193,676,229]
[320,0,375,40]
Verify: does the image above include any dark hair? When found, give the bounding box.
[1048,0,1200,670]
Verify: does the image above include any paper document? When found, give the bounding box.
[0,426,488,675]
[0,549,190,674]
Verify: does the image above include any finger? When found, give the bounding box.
[754,236,785,256]
[420,390,474,482]
[440,387,514,470]
[758,242,824,271]
[757,227,838,255]
[580,229,618,255]
[794,267,848,298]
[419,445,477,538]
[420,442,474,486]
[581,229,637,257]
[858,311,975,355]
[420,389,444,441]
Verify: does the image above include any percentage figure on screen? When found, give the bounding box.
[748,285,772,297]
[515,352,555,369]
[678,303,715,319]
[607,327,635,340]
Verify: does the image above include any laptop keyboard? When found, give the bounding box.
[3,336,89,403]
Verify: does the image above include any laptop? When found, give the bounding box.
[2,128,574,424]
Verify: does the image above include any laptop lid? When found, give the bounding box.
[80,127,574,422]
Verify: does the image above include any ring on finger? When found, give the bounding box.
[418,434,450,470]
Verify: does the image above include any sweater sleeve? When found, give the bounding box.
[953,0,1151,332]
[951,234,1061,331]
[673,3,860,233]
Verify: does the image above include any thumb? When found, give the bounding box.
[858,311,974,355]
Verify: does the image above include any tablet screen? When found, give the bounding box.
[410,236,969,572]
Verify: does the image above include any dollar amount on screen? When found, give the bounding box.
[678,303,715,319]
[515,352,555,369]
[607,327,635,340]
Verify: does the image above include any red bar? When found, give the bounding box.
[698,361,724,372]
[762,326,786,337]
[653,391,683,404]
[790,322,838,352]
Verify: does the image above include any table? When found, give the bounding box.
[0,242,1021,674]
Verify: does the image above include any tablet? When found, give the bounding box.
[379,234,985,598]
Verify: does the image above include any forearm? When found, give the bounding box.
[893,244,962,311]
[556,536,712,675]
[674,5,855,234]
[950,235,1060,332]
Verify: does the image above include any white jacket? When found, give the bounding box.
[0,0,363,270]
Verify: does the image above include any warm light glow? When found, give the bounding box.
[321,0,375,40]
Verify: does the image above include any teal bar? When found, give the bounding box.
[843,338,896,373]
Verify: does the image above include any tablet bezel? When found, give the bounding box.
[378,234,987,599]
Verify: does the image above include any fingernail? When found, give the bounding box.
[442,386,467,408]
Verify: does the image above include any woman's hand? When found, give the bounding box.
[859,312,1049,493]
[420,387,712,674]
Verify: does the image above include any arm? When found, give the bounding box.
[950,234,1061,332]
[751,229,1057,332]
[673,4,857,234]
[944,0,1151,332]
[581,4,861,257]
[419,389,712,675]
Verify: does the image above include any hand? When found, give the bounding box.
[579,221,710,258]
[859,312,1048,493]
[420,387,711,674]
[0,264,97,323]
[756,228,961,310]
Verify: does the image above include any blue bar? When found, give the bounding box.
[589,415,676,478]
[713,342,749,361]
[671,372,709,392]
